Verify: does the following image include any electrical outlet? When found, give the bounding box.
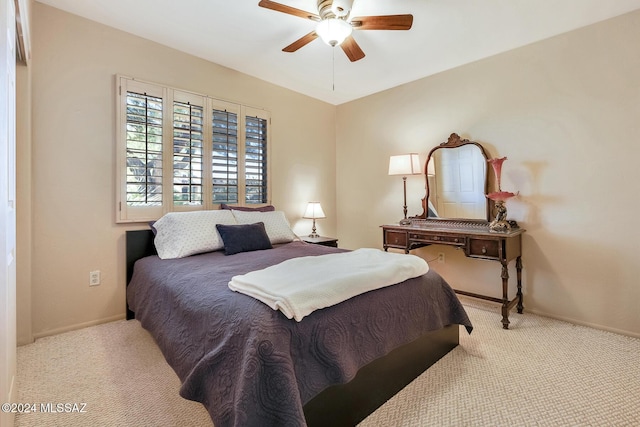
[89,270,101,286]
[437,253,445,263]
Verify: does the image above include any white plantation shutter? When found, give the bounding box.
[211,100,240,204]
[244,108,269,204]
[126,92,163,205]
[117,78,166,221]
[116,76,270,222]
[172,91,206,208]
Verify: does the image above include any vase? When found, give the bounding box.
[488,157,507,192]
[486,157,517,233]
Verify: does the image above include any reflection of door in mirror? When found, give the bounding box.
[430,144,487,219]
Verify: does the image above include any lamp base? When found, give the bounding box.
[399,218,412,226]
[309,219,320,238]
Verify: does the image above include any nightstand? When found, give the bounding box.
[301,236,338,248]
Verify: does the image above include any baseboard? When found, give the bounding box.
[458,296,640,339]
[524,307,640,339]
[31,314,126,341]
[17,331,34,346]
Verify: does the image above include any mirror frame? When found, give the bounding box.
[415,133,491,222]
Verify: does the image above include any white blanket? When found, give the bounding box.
[228,248,429,321]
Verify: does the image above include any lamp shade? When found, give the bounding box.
[316,18,352,47]
[303,202,326,219]
[388,153,421,176]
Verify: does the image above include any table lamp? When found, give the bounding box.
[388,153,421,225]
[303,202,326,238]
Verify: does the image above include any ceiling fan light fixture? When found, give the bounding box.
[316,18,352,47]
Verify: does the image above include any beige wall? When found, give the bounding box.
[19,3,336,341]
[336,10,640,337]
[19,4,640,341]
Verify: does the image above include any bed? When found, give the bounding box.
[126,228,472,427]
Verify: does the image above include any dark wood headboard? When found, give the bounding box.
[125,229,157,319]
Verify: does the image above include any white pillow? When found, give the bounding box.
[153,210,237,259]
[231,210,297,244]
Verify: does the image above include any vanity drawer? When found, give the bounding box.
[385,231,407,247]
[409,233,465,246]
[468,239,500,259]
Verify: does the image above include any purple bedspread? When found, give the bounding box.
[127,241,472,427]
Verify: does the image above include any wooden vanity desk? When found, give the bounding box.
[386,133,527,328]
[382,220,525,329]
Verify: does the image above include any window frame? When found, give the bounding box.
[116,75,271,223]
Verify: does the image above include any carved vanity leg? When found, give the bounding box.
[516,256,524,314]
[501,262,510,329]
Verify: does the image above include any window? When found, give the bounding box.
[125,91,163,207]
[116,76,270,222]
[245,115,268,204]
[211,107,238,203]
[172,91,205,207]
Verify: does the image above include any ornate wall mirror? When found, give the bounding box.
[416,133,490,222]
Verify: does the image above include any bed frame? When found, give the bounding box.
[125,229,459,426]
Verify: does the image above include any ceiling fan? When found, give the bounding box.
[258,0,413,62]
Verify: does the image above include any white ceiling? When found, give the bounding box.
[36,0,640,105]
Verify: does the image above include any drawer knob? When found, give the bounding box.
[481,246,487,254]
[454,238,459,243]
[433,236,439,241]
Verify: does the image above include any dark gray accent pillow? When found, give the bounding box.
[216,222,273,255]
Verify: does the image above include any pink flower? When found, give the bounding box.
[488,157,507,191]
[487,191,517,202]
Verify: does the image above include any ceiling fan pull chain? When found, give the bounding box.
[332,47,335,91]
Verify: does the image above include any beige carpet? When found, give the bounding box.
[15,298,640,427]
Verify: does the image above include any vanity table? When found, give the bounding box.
[382,220,524,329]
[384,133,526,329]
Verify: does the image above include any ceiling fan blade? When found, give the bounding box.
[350,14,413,30]
[258,0,320,21]
[283,31,319,53]
[340,35,365,62]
